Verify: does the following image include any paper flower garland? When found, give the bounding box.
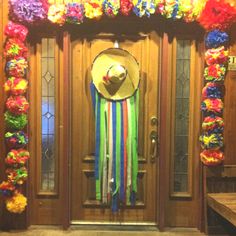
[200,150,224,166]
[133,0,156,18]
[199,133,223,150]
[6,96,29,115]
[202,82,222,99]
[84,0,103,20]
[205,46,229,66]
[0,21,30,214]
[6,57,28,77]
[205,30,229,49]
[0,181,15,197]
[5,131,29,149]
[4,77,28,95]
[202,116,224,133]
[48,4,66,25]
[204,64,226,82]
[5,111,28,130]
[201,98,223,114]
[198,0,236,31]
[6,192,27,214]
[4,39,28,59]
[9,0,49,24]
[6,167,28,185]
[199,4,230,166]
[120,0,133,16]
[5,149,30,167]
[4,21,28,42]
[178,0,205,22]
[103,0,120,17]
[66,3,84,24]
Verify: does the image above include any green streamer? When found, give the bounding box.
[95,91,100,200]
[114,102,121,195]
[126,98,132,204]
[129,95,138,193]
[97,98,106,200]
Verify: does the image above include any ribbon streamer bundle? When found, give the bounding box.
[0,21,29,213]
[91,84,139,211]
[90,48,140,211]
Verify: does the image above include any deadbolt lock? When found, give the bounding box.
[150,116,158,126]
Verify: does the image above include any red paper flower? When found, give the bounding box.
[120,0,133,16]
[5,149,30,167]
[6,95,29,115]
[205,46,228,66]
[198,0,236,31]
[200,150,224,166]
[4,21,28,42]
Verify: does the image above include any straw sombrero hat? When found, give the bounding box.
[91,48,140,100]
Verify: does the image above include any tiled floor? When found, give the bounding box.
[0,228,206,236]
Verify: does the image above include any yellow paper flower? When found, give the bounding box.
[84,0,103,19]
[48,4,66,25]
[6,193,27,214]
[191,0,205,21]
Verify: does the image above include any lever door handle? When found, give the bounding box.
[150,131,158,163]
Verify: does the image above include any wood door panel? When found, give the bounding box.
[71,31,159,223]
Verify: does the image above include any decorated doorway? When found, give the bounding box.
[70,23,159,224]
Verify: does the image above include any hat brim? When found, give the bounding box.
[91,48,140,101]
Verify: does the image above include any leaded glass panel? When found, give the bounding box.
[173,40,191,193]
[41,38,56,192]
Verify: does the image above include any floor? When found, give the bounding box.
[0,227,206,236]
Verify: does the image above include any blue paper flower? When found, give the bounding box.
[133,0,155,18]
[205,30,229,49]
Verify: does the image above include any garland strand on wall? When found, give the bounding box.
[1,0,236,213]
[0,21,30,213]
[198,0,236,166]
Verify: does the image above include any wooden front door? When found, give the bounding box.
[71,23,159,224]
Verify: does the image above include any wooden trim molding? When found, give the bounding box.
[62,31,70,229]
[158,32,169,231]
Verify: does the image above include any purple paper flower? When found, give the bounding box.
[9,0,49,24]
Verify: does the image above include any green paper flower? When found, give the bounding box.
[4,111,28,130]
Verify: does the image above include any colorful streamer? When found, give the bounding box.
[91,82,139,211]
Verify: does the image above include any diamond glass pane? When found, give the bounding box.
[41,38,56,192]
[173,40,191,193]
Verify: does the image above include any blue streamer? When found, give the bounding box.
[90,82,96,110]
[112,102,118,212]
[95,94,101,180]
[130,191,136,206]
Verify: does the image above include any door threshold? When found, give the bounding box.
[71,221,156,226]
[70,221,158,231]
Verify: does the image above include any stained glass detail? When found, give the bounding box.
[173,40,191,193]
[41,38,56,192]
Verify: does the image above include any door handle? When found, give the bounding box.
[150,131,158,163]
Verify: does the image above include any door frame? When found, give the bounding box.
[25,19,203,230]
[62,22,163,229]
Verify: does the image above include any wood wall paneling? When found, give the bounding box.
[224,25,236,165]
[162,24,204,228]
